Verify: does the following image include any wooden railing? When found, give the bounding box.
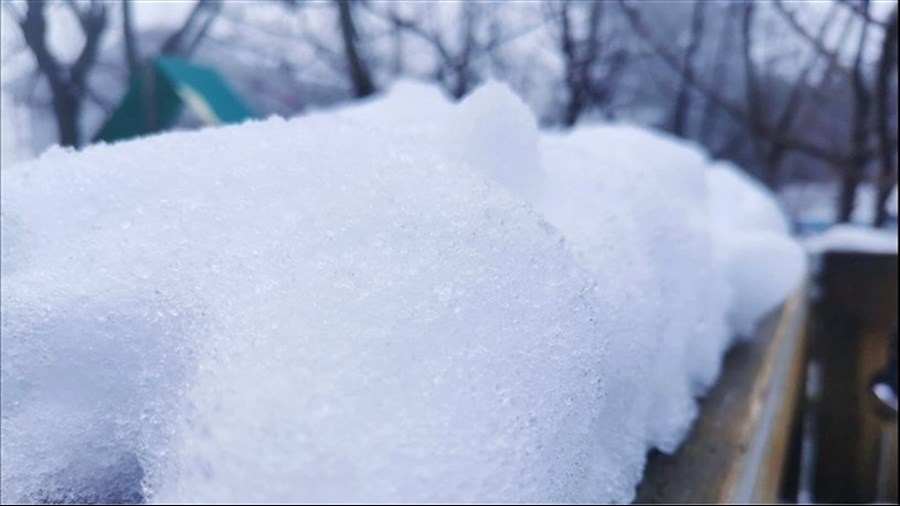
[637,251,899,504]
[635,287,810,503]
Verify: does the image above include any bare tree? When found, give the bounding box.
[617,0,881,208]
[754,0,847,187]
[5,0,231,147]
[873,6,898,227]
[838,0,873,223]
[122,0,140,79]
[336,0,375,98]
[8,0,108,147]
[546,0,627,126]
[739,2,769,182]
[698,3,737,148]
[556,0,595,126]
[445,1,480,99]
[770,0,893,222]
[160,0,221,58]
[671,0,706,137]
[369,2,501,99]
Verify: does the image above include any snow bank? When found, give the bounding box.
[0,81,805,504]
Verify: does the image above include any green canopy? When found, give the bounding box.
[94,56,255,143]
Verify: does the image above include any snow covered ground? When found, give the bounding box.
[0,81,805,503]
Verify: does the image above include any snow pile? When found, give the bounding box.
[707,162,790,235]
[804,224,899,255]
[536,125,729,459]
[705,162,806,337]
[444,83,544,202]
[328,80,455,134]
[1,82,805,504]
[332,81,543,202]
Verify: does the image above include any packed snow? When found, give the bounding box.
[0,81,805,504]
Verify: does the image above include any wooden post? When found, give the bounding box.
[812,253,898,503]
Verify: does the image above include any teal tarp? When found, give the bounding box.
[94,56,255,143]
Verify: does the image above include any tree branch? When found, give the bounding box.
[71,0,107,87]
[670,0,705,137]
[617,0,852,166]
[873,6,898,226]
[772,0,853,81]
[122,0,140,77]
[837,0,889,28]
[19,0,63,88]
[161,0,213,56]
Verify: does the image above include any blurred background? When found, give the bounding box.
[0,0,897,233]
[0,3,897,504]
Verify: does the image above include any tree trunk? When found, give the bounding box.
[450,65,471,100]
[699,4,735,146]
[563,85,583,127]
[840,0,873,224]
[873,7,898,227]
[337,0,375,99]
[740,3,773,187]
[51,86,82,147]
[450,2,478,100]
[122,0,140,78]
[764,145,788,188]
[558,1,582,127]
[838,171,862,223]
[671,0,705,137]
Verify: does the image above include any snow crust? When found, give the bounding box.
[1,81,805,503]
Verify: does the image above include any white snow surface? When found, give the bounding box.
[707,161,791,235]
[705,161,805,337]
[0,81,805,504]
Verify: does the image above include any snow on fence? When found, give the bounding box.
[0,81,805,503]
